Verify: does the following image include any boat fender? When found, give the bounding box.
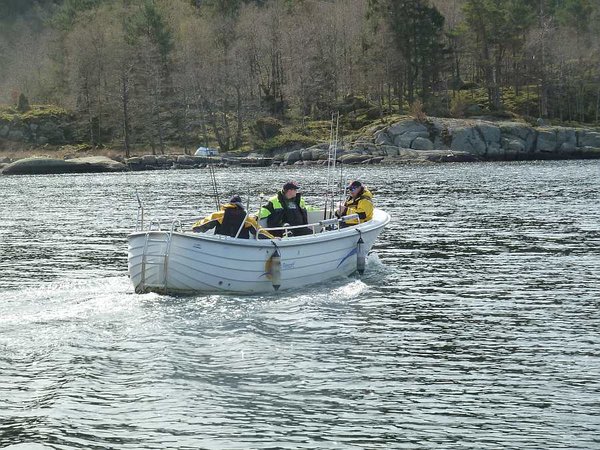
[267,244,282,291]
[356,231,366,275]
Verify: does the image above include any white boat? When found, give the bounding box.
[127,209,390,294]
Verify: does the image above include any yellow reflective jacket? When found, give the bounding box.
[336,188,374,225]
[192,203,275,239]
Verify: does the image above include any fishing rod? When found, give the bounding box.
[330,113,341,216]
[336,159,345,216]
[207,158,220,211]
[324,112,336,219]
[324,112,341,219]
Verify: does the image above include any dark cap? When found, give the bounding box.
[346,180,362,191]
[229,195,243,204]
[282,181,300,191]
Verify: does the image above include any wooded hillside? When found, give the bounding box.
[1,0,599,155]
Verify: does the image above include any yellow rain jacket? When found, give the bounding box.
[336,188,374,226]
[193,203,275,239]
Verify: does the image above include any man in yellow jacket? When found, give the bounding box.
[193,195,274,239]
[335,180,374,226]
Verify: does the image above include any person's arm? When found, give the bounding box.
[260,199,284,228]
[349,198,373,222]
[246,216,276,239]
[335,199,349,218]
[192,212,222,232]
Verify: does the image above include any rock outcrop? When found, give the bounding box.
[2,117,599,174]
[1,156,126,175]
[372,117,600,161]
[0,106,75,145]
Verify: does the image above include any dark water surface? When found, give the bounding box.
[1,161,599,449]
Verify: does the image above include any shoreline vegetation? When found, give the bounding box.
[2,115,599,175]
[2,0,600,174]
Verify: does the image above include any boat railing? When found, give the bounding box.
[170,220,183,232]
[148,219,162,231]
[135,213,360,239]
[257,213,360,239]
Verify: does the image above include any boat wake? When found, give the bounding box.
[0,275,134,328]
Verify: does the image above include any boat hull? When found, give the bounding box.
[128,209,390,294]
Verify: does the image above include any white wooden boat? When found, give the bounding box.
[127,209,390,294]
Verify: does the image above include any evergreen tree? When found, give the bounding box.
[463,0,536,110]
[369,0,448,104]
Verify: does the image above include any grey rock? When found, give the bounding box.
[580,146,600,156]
[556,127,577,153]
[395,130,430,148]
[0,125,9,137]
[142,155,157,165]
[8,130,24,141]
[307,142,330,151]
[450,127,487,155]
[411,137,434,150]
[370,148,386,156]
[499,122,536,152]
[352,141,377,153]
[537,129,557,152]
[388,120,427,137]
[2,156,125,175]
[579,131,600,148]
[38,122,65,144]
[499,122,531,141]
[395,135,411,148]
[284,150,302,164]
[339,153,371,164]
[560,142,576,152]
[156,155,169,165]
[65,156,127,172]
[374,130,392,146]
[312,148,330,160]
[176,155,194,165]
[301,149,313,161]
[126,157,143,165]
[380,145,399,156]
[477,123,501,147]
[507,139,525,153]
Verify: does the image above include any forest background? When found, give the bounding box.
[1,0,599,157]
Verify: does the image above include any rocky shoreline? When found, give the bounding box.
[2,117,599,175]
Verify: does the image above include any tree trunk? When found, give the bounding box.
[121,71,131,159]
[596,86,600,125]
[235,85,243,149]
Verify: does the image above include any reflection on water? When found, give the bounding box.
[1,161,600,449]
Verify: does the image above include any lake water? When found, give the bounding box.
[1,161,599,449]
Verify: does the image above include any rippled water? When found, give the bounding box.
[1,161,599,449]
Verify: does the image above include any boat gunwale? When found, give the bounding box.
[128,209,391,248]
